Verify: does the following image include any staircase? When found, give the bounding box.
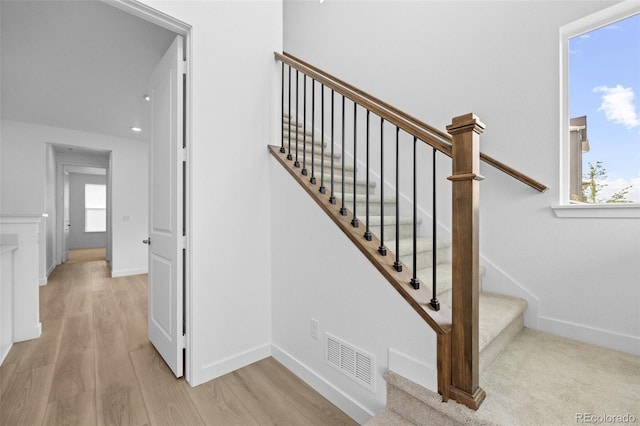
[275,113,528,404]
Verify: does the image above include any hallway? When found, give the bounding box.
[0,259,356,425]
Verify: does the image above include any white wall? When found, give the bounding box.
[68,173,107,249]
[283,0,640,355]
[0,120,148,277]
[137,0,282,385]
[271,160,438,423]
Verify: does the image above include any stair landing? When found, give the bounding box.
[368,329,640,425]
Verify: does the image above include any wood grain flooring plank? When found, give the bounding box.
[92,289,121,331]
[184,376,260,426]
[110,277,149,353]
[15,318,64,373]
[254,358,358,425]
[130,345,204,426]
[223,361,313,425]
[94,326,150,426]
[43,389,97,426]
[0,363,55,426]
[49,314,95,402]
[0,361,17,403]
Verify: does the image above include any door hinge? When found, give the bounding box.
[179,235,186,250]
[180,334,186,349]
[179,147,187,162]
[182,60,187,75]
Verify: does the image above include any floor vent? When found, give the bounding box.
[325,333,375,392]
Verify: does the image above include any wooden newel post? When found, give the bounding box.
[446,113,486,410]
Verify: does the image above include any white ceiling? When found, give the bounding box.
[0,0,177,141]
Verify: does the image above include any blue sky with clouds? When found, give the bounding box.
[569,12,640,202]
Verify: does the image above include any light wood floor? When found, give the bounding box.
[0,259,357,426]
[66,248,106,263]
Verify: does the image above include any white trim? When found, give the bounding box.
[538,315,640,356]
[193,343,272,387]
[14,323,42,342]
[110,267,148,278]
[552,203,640,218]
[272,344,374,425]
[558,1,640,206]
[388,348,437,393]
[0,343,13,366]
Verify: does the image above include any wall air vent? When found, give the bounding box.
[325,333,375,392]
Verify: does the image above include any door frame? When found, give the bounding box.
[55,160,112,265]
[107,0,193,384]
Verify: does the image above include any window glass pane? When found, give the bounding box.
[568,13,640,203]
[85,208,106,232]
[85,184,106,208]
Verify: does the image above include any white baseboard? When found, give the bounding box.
[388,348,437,393]
[39,277,47,286]
[14,322,42,342]
[272,344,374,425]
[0,342,13,366]
[191,343,271,387]
[47,262,57,277]
[539,316,640,356]
[111,267,148,277]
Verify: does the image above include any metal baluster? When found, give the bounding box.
[430,148,440,310]
[287,66,292,160]
[364,110,372,241]
[310,79,317,184]
[393,127,402,272]
[280,62,285,153]
[294,70,300,168]
[319,84,326,194]
[329,90,336,204]
[340,96,347,215]
[351,103,359,228]
[410,136,419,290]
[378,118,387,256]
[301,75,308,175]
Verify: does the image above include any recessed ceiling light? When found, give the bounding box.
[131,126,142,132]
[143,95,150,102]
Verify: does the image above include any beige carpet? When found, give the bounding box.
[475,328,640,425]
[378,328,640,425]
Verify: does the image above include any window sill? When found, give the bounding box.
[551,204,640,219]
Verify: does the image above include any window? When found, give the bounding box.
[557,1,640,217]
[85,184,106,232]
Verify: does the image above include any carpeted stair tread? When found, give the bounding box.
[333,174,376,188]
[389,237,451,252]
[416,265,485,296]
[337,193,396,204]
[286,143,340,159]
[295,155,353,172]
[437,291,527,354]
[365,408,415,426]
[363,215,421,226]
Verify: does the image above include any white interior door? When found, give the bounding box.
[146,35,185,378]
[63,170,70,262]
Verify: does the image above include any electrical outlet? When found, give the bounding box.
[310,319,319,340]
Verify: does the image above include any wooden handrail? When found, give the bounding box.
[276,52,549,193]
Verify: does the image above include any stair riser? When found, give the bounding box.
[296,157,353,172]
[338,200,397,215]
[369,223,416,241]
[283,132,320,145]
[399,247,450,269]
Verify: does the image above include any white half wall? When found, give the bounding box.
[0,120,148,277]
[283,0,639,355]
